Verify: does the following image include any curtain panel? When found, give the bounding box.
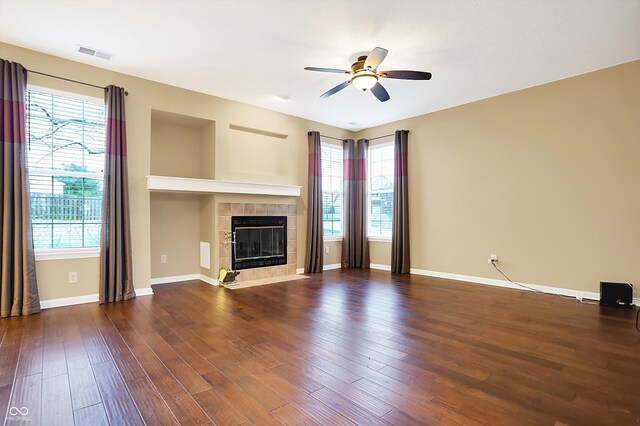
[391,130,410,274]
[304,131,324,273]
[341,138,369,268]
[0,59,40,317]
[100,85,135,303]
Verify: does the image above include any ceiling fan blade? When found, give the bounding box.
[304,67,350,74]
[380,70,432,80]
[370,82,390,102]
[320,80,351,98]
[364,47,388,70]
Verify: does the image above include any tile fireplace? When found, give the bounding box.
[218,202,297,282]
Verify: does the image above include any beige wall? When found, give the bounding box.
[35,258,99,301]
[199,194,216,278]
[3,40,637,300]
[200,122,216,180]
[369,241,391,266]
[357,60,640,295]
[150,122,203,178]
[225,130,289,183]
[0,41,352,301]
[323,241,343,266]
[150,193,201,278]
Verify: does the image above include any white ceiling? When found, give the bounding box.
[1,0,639,131]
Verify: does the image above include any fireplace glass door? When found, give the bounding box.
[232,216,287,270]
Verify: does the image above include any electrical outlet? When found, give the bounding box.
[325,246,329,254]
[161,254,167,264]
[68,272,78,283]
[488,254,498,264]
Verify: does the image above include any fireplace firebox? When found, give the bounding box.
[231,216,287,270]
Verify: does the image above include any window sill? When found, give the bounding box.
[324,236,343,242]
[35,247,100,261]
[368,237,391,243]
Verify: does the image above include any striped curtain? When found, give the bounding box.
[304,131,323,273]
[100,85,135,303]
[391,130,410,273]
[0,59,40,317]
[341,138,369,268]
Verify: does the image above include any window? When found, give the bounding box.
[368,143,394,238]
[27,89,105,250]
[321,143,343,238]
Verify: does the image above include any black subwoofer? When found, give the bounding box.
[599,282,634,307]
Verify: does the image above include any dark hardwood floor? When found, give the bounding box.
[1,269,639,425]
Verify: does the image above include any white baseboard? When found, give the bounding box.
[295,264,341,274]
[150,274,200,285]
[370,263,391,271]
[135,287,154,297]
[410,268,640,304]
[198,274,219,286]
[299,264,393,273]
[40,286,155,310]
[410,268,598,299]
[40,293,99,309]
[151,274,219,286]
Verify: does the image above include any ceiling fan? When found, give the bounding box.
[304,47,432,102]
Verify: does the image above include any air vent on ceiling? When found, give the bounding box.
[77,45,113,61]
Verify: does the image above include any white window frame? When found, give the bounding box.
[367,141,394,242]
[27,85,105,261]
[35,247,101,261]
[321,142,344,241]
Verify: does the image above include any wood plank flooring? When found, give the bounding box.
[1,269,639,425]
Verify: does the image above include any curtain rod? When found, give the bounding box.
[26,69,129,96]
[309,132,343,142]
[308,130,409,142]
[369,132,396,141]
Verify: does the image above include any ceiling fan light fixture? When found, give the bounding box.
[352,72,378,91]
[304,47,431,101]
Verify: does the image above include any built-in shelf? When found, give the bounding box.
[229,123,288,139]
[146,175,301,197]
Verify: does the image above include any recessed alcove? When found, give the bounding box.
[149,110,216,282]
[150,109,216,179]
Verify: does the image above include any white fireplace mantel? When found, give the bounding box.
[146,175,301,197]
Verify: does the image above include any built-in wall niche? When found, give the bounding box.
[150,109,215,179]
[227,123,289,181]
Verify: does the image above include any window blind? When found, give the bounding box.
[368,144,394,237]
[321,143,343,237]
[27,89,105,249]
